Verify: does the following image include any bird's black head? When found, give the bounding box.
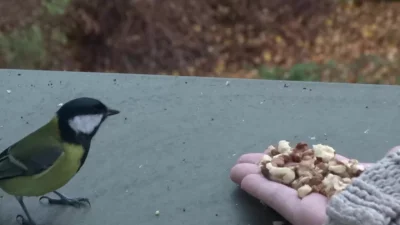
[56,97,120,144]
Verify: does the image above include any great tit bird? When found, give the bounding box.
[0,97,120,225]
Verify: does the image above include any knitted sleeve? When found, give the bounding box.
[323,149,400,225]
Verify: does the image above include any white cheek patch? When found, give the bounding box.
[68,114,103,134]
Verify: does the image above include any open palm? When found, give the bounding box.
[229,150,379,225]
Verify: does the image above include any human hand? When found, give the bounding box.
[229,146,398,225]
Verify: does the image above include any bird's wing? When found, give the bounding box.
[0,142,64,180]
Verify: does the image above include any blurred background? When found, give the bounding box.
[1,0,399,84]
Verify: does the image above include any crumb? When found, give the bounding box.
[6,90,11,93]
[155,210,160,216]
[225,81,230,86]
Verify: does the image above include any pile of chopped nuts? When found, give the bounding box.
[258,140,365,199]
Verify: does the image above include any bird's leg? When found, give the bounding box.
[15,196,37,225]
[39,191,90,208]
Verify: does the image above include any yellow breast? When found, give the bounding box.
[0,143,84,197]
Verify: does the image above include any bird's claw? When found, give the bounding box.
[39,195,90,208]
[16,214,36,225]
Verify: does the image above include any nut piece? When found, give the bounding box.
[294,142,309,151]
[266,163,296,184]
[277,140,292,155]
[259,154,272,165]
[271,154,288,167]
[266,145,279,156]
[297,184,312,198]
[313,144,335,162]
[315,161,329,175]
[328,160,347,176]
[345,159,365,176]
[291,176,311,189]
[322,173,351,198]
[299,156,316,168]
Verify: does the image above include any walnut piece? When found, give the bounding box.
[277,140,292,155]
[259,140,365,199]
[345,159,365,176]
[297,184,312,198]
[328,160,347,176]
[265,163,296,184]
[260,154,272,164]
[313,144,335,162]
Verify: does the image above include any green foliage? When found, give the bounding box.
[287,63,320,81]
[258,63,321,81]
[42,0,70,15]
[0,25,46,68]
[258,55,400,85]
[50,28,68,45]
[258,65,284,80]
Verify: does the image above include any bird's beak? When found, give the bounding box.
[106,108,120,116]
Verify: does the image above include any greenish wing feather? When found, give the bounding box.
[0,125,64,180]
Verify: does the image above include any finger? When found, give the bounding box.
[241,173,300,222]
[230,163,260,184]
[295,193,328,225]
[361,162,373,168]
[236,153,264,164]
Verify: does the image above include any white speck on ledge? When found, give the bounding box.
[309,136,316,140]
[225,81,230,86]
[139,165,143,168]
[58,103,63,107]
[155,210,160,216]
[6,90,11,93]
[364,129,369,134]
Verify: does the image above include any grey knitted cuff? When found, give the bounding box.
[324,149,400,225]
